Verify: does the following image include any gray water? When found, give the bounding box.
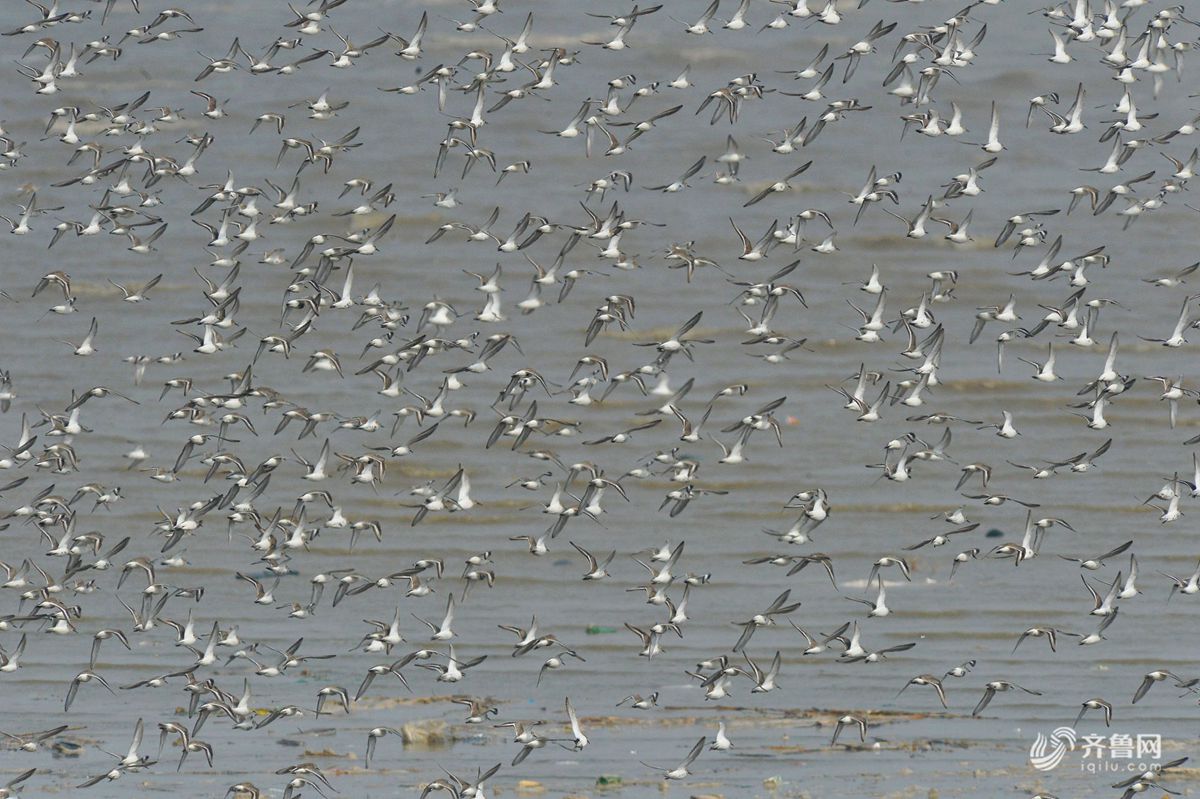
[0,1,1197,797]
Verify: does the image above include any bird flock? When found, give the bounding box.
[0,0,1199,797]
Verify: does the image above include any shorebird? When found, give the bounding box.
[973,681,1043,716]
[641,736,706,780]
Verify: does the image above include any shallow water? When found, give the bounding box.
[0,1,1198,798]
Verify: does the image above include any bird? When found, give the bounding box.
[563,697,588,750]
[570,540,615,580]
[412,593,456,641]
[897,675,948,709]
[107,273,162,302]
[1059,541,1134,571]
[1074,698,1113,727]
[743,161,812,207]
[0,726,68,752]
[710,720,733,750]
[1132,670,1187,704]
[973,681,1043,716]
[1013,626,1078,653]
[65,669,116,711]
[731,589,802,651]
[0,769,35,799]
[831,714,867,745]
[641,736,706,780]
[364,727,402,768]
